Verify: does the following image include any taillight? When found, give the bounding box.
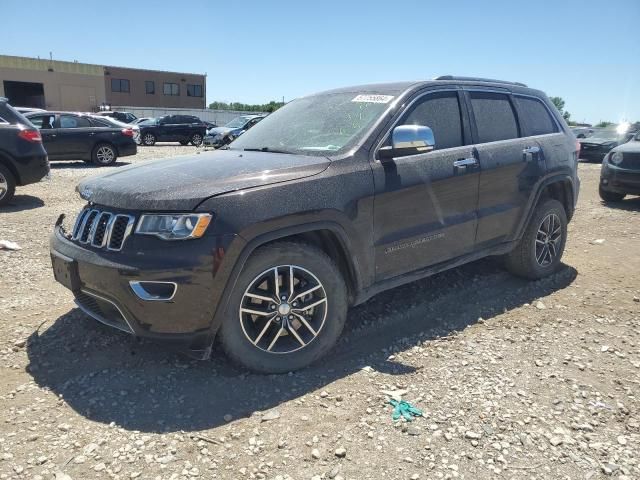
[18,129,42,143]
[121,128,134,137]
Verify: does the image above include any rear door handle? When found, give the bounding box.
[523,146,541,162]
[523,146,540,155]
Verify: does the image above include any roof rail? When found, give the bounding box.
[434,75,527,87]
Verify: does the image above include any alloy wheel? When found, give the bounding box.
[96,146,115,164]
[535,213,562,266]
[143,134,155,145]
[192,134,202,145]
[239,265,328,354]
[0,173,7,200]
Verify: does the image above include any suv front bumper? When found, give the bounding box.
[600,163,640,195]
[50,222,239,356]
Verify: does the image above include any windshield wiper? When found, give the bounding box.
[243,147,294,154]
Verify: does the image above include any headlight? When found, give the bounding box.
[136,213,212,240]
[610,152,623,165]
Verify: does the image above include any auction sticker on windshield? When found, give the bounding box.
[351,94,394,104]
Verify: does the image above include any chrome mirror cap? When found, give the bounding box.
[391,125,435,151]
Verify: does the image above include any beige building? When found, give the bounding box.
[0,55,206,111]
[0,55,105,111]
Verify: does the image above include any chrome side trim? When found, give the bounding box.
[76,289,135,334]
[129,281,178,301]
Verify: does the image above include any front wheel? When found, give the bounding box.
[599,187,625,203]
[190,133,203,146]
[504,199,567,280]
[219,242,347,373]
[142,132,156,146]
[0,164,16,207]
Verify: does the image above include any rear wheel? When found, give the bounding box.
[142,132,156,146]
[504,199,567,280]
[190,133,203,146]
[599,187,625,203]
[219,242,347,373]
[92,143,118,166]
[0,164,16,207]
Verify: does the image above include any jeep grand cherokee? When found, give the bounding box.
[50,76,580,373]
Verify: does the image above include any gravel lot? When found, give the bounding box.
[0,146,638,480]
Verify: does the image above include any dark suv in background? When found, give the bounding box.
[138,115,207,146]
[95,111,138,124]
[51,77,579,373]
[0,98,49,206]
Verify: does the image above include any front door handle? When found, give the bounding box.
[453,157,478,174]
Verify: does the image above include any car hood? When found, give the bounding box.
[206,126,236,136]
[579,137,618,146]
[611,140,640,153]
[76,149,330,210]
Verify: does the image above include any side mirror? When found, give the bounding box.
[379,125,435,159]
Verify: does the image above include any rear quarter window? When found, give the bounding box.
[470,92,519,143]
[515,96,558,136]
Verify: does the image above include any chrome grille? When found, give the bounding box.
[71,207,135,251]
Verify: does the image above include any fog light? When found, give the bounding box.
[130,281,177,301]
[602,179,609,185]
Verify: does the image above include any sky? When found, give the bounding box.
[2,0,639,124]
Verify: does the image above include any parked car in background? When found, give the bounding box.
[90,115,141,145]
[579,129,629,162]
[138,115,207,146]
[95,111,138,124]
[50,77,579,373]
[599,130,640,202]
[131,117,151,125]
[203,114,266,148]
[0,98,49,206]
[571,126,593,138]
[25,111,137,166]
[204,121,218,130]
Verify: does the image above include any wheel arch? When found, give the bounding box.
[515,174,576,241]
[0,151,20,185]
[208,222,364,339]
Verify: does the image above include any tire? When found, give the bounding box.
[179,140,189,146]
[504,199,567,280]
[142,132,156,146]
[599,186,625,203]
[190,133,203,146]
[0,164,16,207]
[92,143,118,166]
[219,241,348,373]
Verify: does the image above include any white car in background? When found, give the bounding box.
[90,115,141,144]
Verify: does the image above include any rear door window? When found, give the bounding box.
[469,92,519,143]
[515,96,558,136]
[59,115,91,128]
[29,114,56,129]
[400,91,464,150]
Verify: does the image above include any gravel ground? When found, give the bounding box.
[0,146,638,480]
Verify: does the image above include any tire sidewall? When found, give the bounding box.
[0,164,16,206]
[219,243,347,373]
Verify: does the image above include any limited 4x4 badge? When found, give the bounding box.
[384,232,445,254]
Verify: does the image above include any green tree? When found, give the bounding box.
[208,100,285,113]
[595,121,615,128]
[550,96,571,122]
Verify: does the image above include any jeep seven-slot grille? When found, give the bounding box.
[71,207,135,251]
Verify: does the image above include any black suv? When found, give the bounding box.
[0,98,49,206]
[26,112,137,166]
[138,115,207,146]
[50,77,579,373]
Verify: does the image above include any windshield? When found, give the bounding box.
[231,92,395,155]
[225,116,251,129]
